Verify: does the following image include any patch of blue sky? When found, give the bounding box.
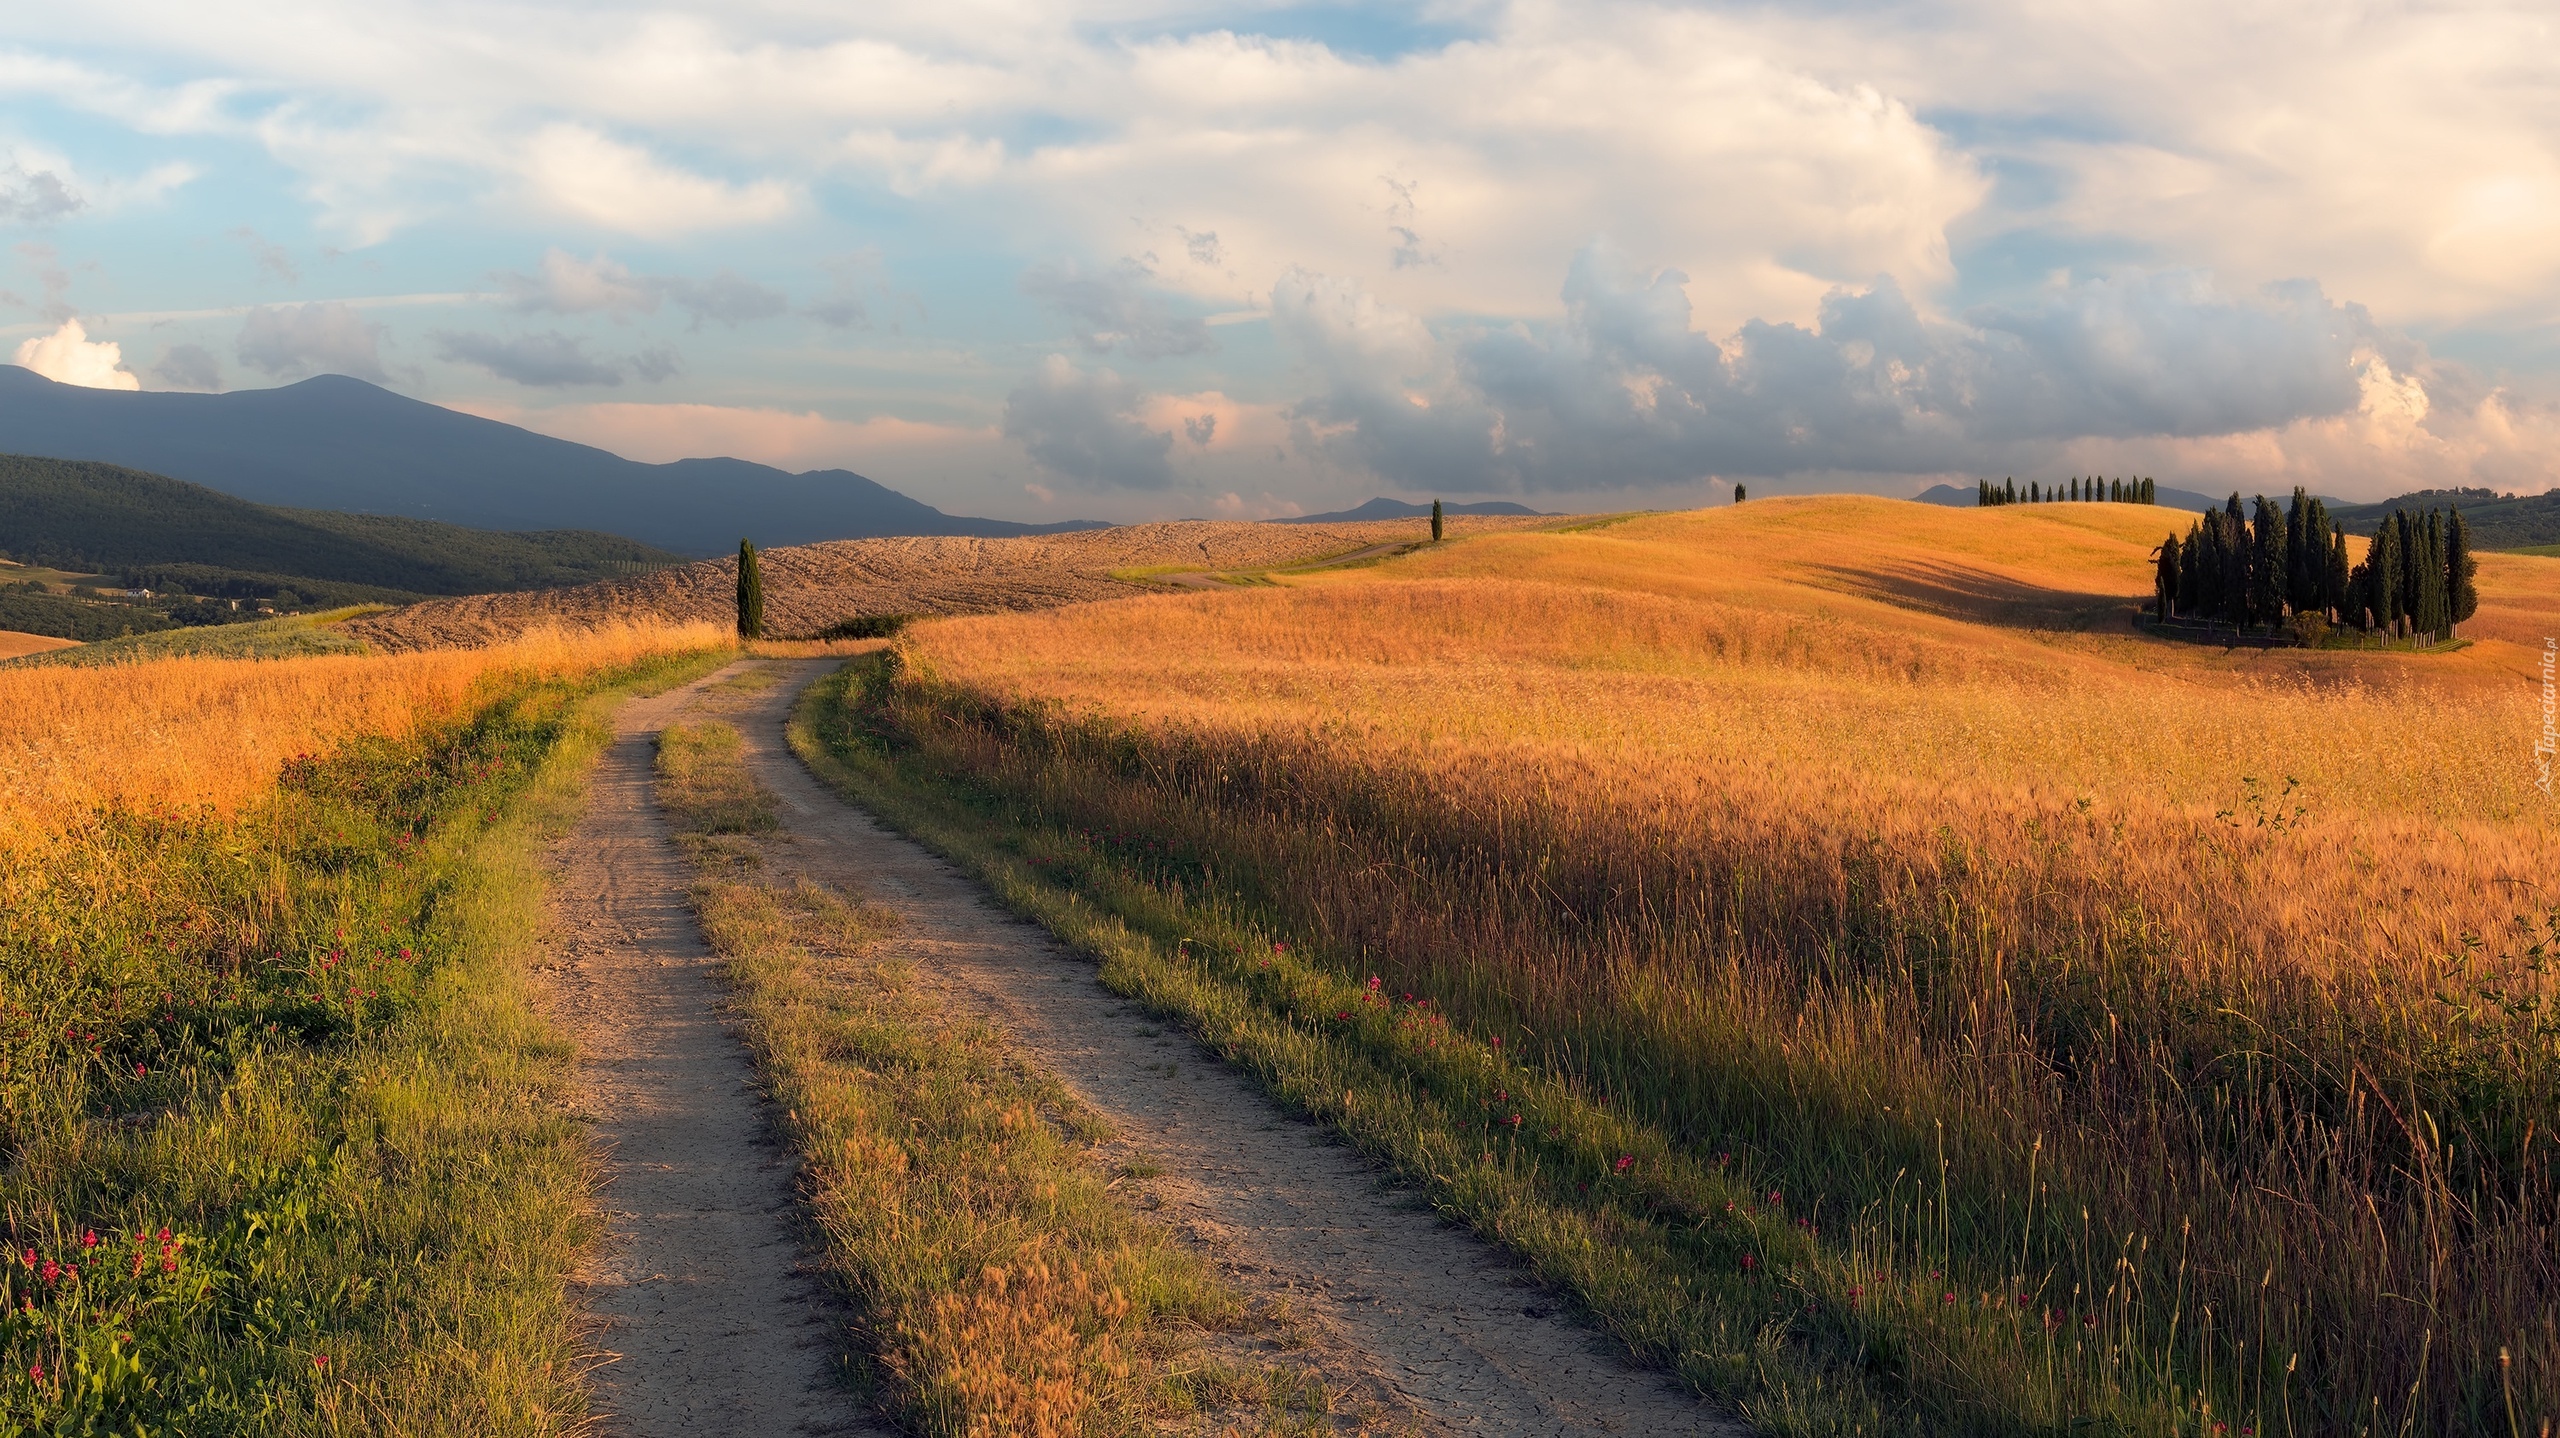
[1941,226,2166,312]
[1094,1,1482,62]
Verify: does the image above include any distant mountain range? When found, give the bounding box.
[1275,497,1552,524]
[1911,481,2221,513]
[0,366,1103,556]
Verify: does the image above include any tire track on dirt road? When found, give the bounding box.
[735,660,1744,1437]
[539,665,880,1438]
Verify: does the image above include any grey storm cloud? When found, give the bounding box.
[0,161,80,224]
[149,343,222,392]
[1273,248,2377,492]
[1019,260,1213,361]
[432,329,678,388]
[236,302,387,382]
[497,250,787,329]
[1002,355,1177,490]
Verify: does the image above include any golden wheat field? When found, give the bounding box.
[919,497,2544,819]
[0,619,731,847]
[872,496,2560,1428]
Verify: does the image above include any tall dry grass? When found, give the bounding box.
[877,499,2560,1433]
[0,620,731,847]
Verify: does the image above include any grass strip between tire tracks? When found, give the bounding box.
[654,704,1329,1437]
[786,657,1942,1437]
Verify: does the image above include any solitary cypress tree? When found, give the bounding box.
[736,538,765,641]
[1734,484,1747,503]
[1431,499,1444,541]
[2156,533,2181,619]
[2447,509,2479,634]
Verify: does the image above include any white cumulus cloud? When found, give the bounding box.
[519,126,797,236]
[12,319,139,390]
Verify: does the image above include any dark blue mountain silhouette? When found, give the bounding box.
[0,367,1100,555]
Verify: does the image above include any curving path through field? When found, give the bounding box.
[730,661,1742,1437]
[539,665,881,1437]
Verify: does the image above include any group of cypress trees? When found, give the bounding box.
[1978,476,2157,506]
[2153,489,2478,641]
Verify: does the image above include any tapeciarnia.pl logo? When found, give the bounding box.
[2539,637,2557,797]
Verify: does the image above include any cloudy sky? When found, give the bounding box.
[2,1,2556,521]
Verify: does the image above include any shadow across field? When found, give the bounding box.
[1800,558,2136,631]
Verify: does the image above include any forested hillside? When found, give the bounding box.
[0,454,681,595]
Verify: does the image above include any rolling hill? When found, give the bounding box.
[2326,486,2560,549]
[0,366,1103,555]
[0,453,681,596]
[1274,497,1552,523]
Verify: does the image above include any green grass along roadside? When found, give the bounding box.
[0,645,728,1435]
[655,708,1330,1435]
[790,657,2309,1438]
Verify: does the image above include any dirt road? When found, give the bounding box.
[726,661,1741,1437]
[539,666,879,1437]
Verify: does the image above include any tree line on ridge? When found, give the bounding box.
[1977,476,2157,506]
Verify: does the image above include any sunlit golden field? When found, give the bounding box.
[0,619,731,847]
[873,496,2560,1432]
[913,500,2554,981]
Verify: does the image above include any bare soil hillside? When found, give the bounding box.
[349,516,1550,651]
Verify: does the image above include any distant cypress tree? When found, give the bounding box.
[2371,517,2403,636]
[1431,499,1444,540]
[2191,516,2211,624]
[2004,477,2017,503]
[736,538,765,641]
[1734,484,1747,503]
[1977,479,1992,506]
[2284,488,2310,613]
[2156,533,2181,619]
[2141,477,2156,504]
[2327,529,2350,621]
[2249,495,2287,628]
[2421,511,2448,638]
[2447,509,2479,634]
[2395,511,2427,638]
[2073,477,2083,501]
